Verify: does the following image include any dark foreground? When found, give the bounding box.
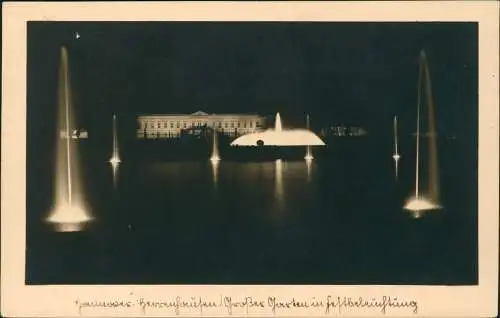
[26,137,477,285]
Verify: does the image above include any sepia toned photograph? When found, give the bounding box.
[2,2,498,317]
[26,21,478,285]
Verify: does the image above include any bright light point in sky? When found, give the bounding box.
[75,32,81,39]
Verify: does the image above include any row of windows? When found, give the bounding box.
[138,129,245,138]
[141,120,261,129]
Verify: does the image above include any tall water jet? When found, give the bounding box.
[404,50,441,218]
[210,129,220,187]
[109,113,121,187]
[46,46,92,231]
[210,129,220,162]
[275,112,283,132]
[304,114,314,161]
[392,115,401,179]
[424,56,440,204]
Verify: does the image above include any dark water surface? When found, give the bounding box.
[26,137,477,285]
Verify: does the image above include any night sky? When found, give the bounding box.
[27,22,477,140]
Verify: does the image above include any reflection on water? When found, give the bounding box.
[141,160,314,224]
[306,158,313,182]
[111,163,120,188]
[211,160,219,188]
[28,136,477,285]
[275,159,284,210]
[411,210,424,219]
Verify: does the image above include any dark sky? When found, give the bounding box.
[27,22,477,135]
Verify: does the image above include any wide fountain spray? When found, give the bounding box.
[46,46,93,232]
[404,50,441,218]
[231,112,325,147]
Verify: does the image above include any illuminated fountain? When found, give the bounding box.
[392,115,401,179]
[304,114,314,161]
[230,112,325,147]
[46,46,93,232]
[109,113,121,186]
[210,128,221,163]
[404,50,442,218]
[306,157,312,183]
[210,129,220,187]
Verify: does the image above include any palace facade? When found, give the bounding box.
[137,110,267,139]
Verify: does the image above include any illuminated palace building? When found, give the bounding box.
[137,110,266,139]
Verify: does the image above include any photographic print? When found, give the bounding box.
[26,20,479,285]
[2,2,498,317]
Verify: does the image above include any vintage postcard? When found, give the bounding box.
[1,1,498,317]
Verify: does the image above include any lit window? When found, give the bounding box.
[176,122,180,128]
[164,122,168,128]
[170,122,174,128]
[237,122,241,128]
[249,122,253,128]
[183,122,187,128]
[243,122,247,128]
[218,122,222,128]
[225,122,228,128]
[150,123,154,128]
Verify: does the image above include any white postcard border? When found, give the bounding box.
[2,2,498,317]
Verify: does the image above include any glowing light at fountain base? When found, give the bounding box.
[403,197,441,218]
[392,154,400,161]
[46,203,93,232]
[210,155,220,163]
[109,156,121,165]
[304,154,314,161]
